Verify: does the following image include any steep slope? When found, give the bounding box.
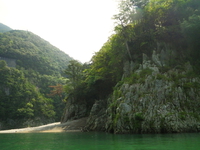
[0,63,56,129]
[84,52,200,133]
[0,30,73,129]
[0,30,72,75]
[0,23,12,33]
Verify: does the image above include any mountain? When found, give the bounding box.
[0,30,72,75]
[0,23,12,33]
[0,29,73,129]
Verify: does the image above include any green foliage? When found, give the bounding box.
[17,102,34,118]
[0,29,72,127]
[124,73,140,84]
[64,60,84,89]
[61,0,200,124]
[179,111,187,120]
[124,68,152,84]
[114,0,147,25]
[135,112,145,121]
[0,60,7,69]
[156,74,168,80]
[139,68,153,78]
[0,65,55,126]
[181,14,200,72]
[85,35,125,99]
[112,0,200,65]
[183,82,200,90]
[113,89,122,101]
[132,112,144,133]
[123,115,130,124]
[114,113,120,127]
[0,30,72,75]
[63,60,90,103]
[0,23,12,33]
[185,71,197,78]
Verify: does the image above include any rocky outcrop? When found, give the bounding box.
[105,52,200,133]
[61,97,87,123]
[86,51,200,133]
[84,100,107,131]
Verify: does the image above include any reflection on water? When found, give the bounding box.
[0,132,200,150]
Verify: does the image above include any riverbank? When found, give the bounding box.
[0,117,88,133]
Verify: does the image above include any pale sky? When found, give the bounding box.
[0,0,119,63]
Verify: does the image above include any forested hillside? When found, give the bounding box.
[62,0,200,133]
[0,30,72,75]
[0,26,72,129]
[0,23,12,33]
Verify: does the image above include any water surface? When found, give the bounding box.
[0,132,199,150]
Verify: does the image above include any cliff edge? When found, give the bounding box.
[85,51,200,133]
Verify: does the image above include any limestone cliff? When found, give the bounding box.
[86,51,200,133]
[61,97,87,123]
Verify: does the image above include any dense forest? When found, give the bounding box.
[61,0,200,133]
[0,26,72,129]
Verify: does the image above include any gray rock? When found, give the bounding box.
[152,51,162,67]
[63,49,200,134]
[84,100,107,131]
[61,98,87,123]
[104,51,200,133]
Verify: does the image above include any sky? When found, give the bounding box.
[0,0,119,63]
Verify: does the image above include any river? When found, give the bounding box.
[0,132,200,150]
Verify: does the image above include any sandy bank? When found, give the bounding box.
[0,117,87,133]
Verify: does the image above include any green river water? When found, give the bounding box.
[0,132,199,150]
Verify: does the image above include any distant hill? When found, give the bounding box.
[0,29,73,128]
[0,30,72,75]
[0,23,12,33]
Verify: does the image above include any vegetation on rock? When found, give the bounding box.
[62,0,200,133]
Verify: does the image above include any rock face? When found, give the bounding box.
[84,100,107,131]
[86,51,200,133]
[61,97,87,123]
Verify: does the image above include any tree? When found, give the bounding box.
[0,60,7,69]
[64,60,83,89]
[181,14,200,72]
[113,0,146,61]
[48,84,64,101]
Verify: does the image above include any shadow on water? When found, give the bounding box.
[0,132,200,150]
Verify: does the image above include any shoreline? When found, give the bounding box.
[0,117,87,134]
